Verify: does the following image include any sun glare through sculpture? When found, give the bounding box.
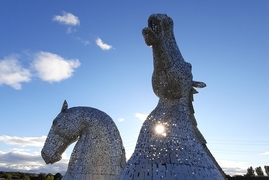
[155,124,166,136]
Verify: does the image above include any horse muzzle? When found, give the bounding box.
[41,149,62,164]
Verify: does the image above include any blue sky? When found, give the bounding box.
[0,0,268,176]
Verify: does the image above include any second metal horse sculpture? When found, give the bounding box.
[41,101,126,180]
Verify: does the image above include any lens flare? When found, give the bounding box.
[155,124,166,136]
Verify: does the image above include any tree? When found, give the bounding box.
[3,172,12,180]
[45,173,54,180]
[38,173,46,180]
[265,165,269,176]
[54,172,63,180]
[255,166,264,176]
[245,166,255,177]
[21,174,30,180]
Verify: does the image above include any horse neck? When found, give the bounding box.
[152,36,185,70]
[66,114,120,173]
[155,97,191,118]
[143,97,191,127]
[68,120,105,162]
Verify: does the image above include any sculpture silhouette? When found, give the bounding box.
[119,14,225,180]
[41,100,126,180]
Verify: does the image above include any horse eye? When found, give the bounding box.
[53,120,58,126]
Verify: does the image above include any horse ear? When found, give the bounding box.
[61,100,68,113]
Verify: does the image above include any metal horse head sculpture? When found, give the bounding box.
[119,14,225,180]
[41,100,126,180]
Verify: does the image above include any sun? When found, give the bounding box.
[155,124,166,136]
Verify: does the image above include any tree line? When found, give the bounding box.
[0,172,62,180]
[1,166,269,180]
[245,166,269,177]
[227,166,269,179]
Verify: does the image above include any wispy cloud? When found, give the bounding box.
[0,136,70,174]
[0,56,31,90]
[95,38,113,50]
[53,12,80,26]
[33,52,80,82]
[67,27,77,34]
[135,113,148,121]
[218,160,247,175]
[0,149,68,174]
[118,118,124,122]
[0,135,46,147]
[74,37,90,45]
[259,151,269,155]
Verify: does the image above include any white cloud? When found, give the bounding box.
[53,12,80,26]
[118,118,124,122]
[33,51,80,82]
[0,135,46,147]
[0,57,31,90]
[218,160,247,175]
[135,113,148,121]
[0,52,80,89]
[75,37,90,45]
[95,38,113,50]
[67,27,77,34]
[0,149,68,174]
[259,151,269,155]
[125,150,133,161]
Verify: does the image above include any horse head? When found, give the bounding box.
[41,100,80,164]
[142,14,206,101]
